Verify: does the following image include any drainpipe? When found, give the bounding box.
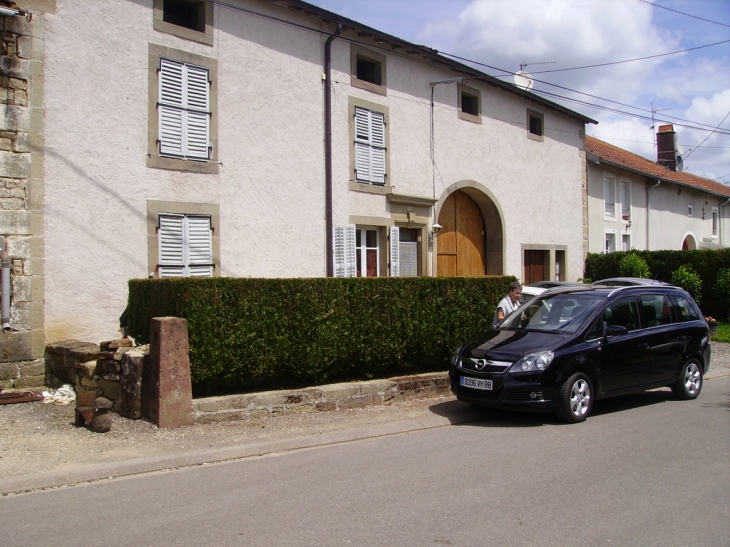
[645,179,660,250]
[324,22,342,277]
[1,248,11,332]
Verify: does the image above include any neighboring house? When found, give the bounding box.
[1,0,595,382]
[586,127,730,254]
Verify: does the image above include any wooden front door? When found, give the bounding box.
[523,250,547,284]
[437,190,485,276]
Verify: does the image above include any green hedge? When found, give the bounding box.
[585,249,730,318]
[128,276,514,395]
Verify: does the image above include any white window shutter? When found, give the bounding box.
[159,58,210,161]
[334,224,356,278]
[186,216,213,277]
[158,214,185,277]
[389,226,400,277]
[370,112,386,184]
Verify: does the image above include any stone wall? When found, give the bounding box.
[44,339,134,409]
[0,9,46,386]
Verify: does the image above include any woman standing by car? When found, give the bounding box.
[493,281,523,327]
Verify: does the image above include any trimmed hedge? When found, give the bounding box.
[128,276,514,395]
[585,249,730,317]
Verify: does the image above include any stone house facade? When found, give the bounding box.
[1,0,597,387]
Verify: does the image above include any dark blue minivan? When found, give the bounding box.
[449,285,711,422]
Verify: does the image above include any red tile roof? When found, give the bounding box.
[586,135,730,198]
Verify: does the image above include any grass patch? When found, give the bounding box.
[710,321,730,343]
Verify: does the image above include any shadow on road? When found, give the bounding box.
[428,388,679,427]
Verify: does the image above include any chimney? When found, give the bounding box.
[656,124,680,171]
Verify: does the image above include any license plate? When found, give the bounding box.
[460,376,493,390]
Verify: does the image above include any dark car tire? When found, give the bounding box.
[555,372,594,423]
[671,358,703,400]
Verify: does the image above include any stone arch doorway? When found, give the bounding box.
[436,187,503,276]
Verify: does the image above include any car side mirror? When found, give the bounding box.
[605,324,629,337]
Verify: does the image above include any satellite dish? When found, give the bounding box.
[514,71,534,90]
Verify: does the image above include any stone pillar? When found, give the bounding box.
[144,317,193,428]
[118,345,149,419]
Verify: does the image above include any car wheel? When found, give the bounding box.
[671,358,703,400]
[556,372,593,423]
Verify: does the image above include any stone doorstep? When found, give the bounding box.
[192,373,451,422]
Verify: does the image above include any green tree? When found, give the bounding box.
[714,268,730,321]
[618,253,650,278]
[671,264,702,305]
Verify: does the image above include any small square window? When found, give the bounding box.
[461,93,478,116]
[153,0,213,45]
[350,45,387,96]
[526,109,544,141]
[357,57,382,86]
[688,205,693,217]
[457,83,481,123]
[163,0,205,32]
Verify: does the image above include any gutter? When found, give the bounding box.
[1,248,11,331]
[0,6,31,18]
[323,21,341,277]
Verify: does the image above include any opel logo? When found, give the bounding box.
[471,358,489,370]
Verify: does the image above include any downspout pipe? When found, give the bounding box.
[324,22,342,278]
[1,249,11,332]
[646,179,660,250]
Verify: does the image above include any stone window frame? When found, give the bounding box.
[348,96,391,195]
[148,43,219,174]
[153,0,214,46]
[350,44,387,97]
[457,83,481,124]
[147,199,220,278]
[526,108,545,142]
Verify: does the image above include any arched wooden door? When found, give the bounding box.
[437,190,486,276]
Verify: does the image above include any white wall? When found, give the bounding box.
[42,0,589,343]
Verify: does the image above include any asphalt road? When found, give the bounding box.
[2,377,729,547]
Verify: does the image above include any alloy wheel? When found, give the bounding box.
[683,362,702,396]
[570,378,591,417]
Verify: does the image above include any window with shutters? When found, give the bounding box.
[603,173,616,219]
[354,106,386,185]
[158,214,213,277]
[148,44,218,174]
[334,225,401,277]
[153,0,214,46]
[147,200,220,278]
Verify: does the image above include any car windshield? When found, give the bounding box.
[501,292,604,333]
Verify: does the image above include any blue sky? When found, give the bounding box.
[309,0,730,184]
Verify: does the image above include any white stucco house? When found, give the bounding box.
[586,127,730,254]
[1,0,597,381]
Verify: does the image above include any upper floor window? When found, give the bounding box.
[351,45,387,96]
[688,205,693,217]
[148,44,218,174]
[527,109,544,141]
[603,174,616,219]
[458,83,481,124]
[354,106,386,185]
[153,0,214,45]
[158,58,210,161]
[620,179,631,221]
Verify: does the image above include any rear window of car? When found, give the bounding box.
[639,294,674,327]
[673,295,701,322]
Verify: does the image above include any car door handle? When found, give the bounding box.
[638,343,649,350]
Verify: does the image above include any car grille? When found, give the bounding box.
[460,358,511,374]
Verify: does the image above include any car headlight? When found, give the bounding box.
[510,351,554,373]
